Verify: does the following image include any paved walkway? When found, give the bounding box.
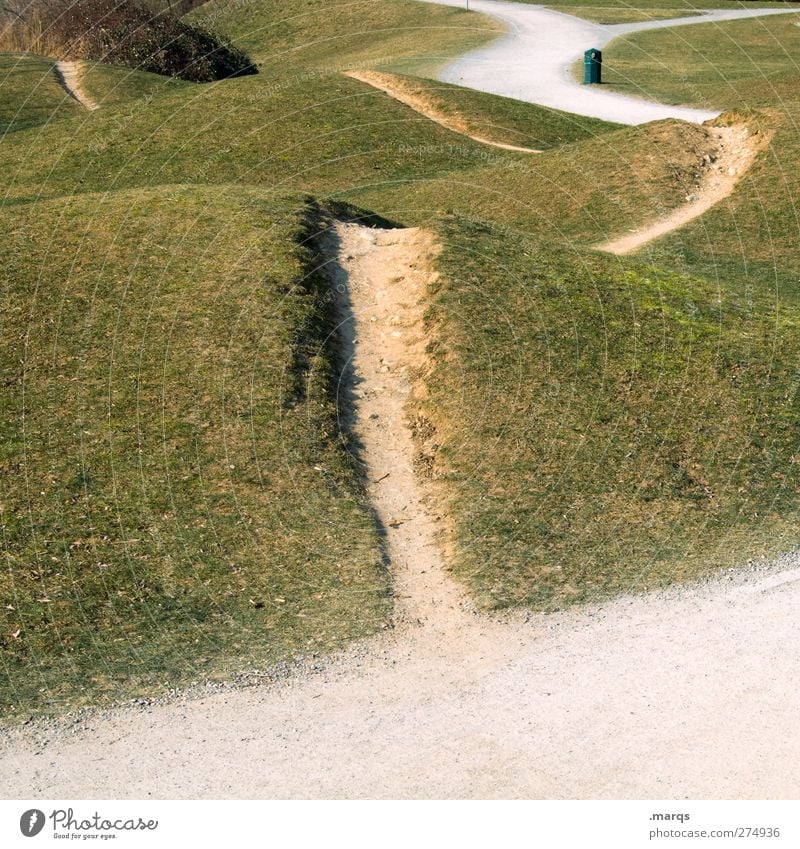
[420,1,798,124]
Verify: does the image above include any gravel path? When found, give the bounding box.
[2,554,798,799]
[2,224,799,800]
[417,1,798,124]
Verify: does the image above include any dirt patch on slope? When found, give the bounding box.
[345,69,541,154]
[55,60,98,111]
[318,221,469,630]
[599,122,773,255]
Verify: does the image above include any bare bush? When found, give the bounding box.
[0,0,256,81]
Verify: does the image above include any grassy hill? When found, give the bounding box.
[600,15,800,283]
[190,0,504,78]
[0,188,389,717]
[415,216,800,609]
[0,54,82,134]
[601,11,800,111]
[3,0,800,718]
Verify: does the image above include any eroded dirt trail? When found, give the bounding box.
[345,70,542,154]
[598,124,772,255]
[55,60,98,111]
[320,222,469,630]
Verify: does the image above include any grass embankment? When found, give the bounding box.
[350,120,714,245]
[415,217,800,609]
[192,0,503,79]
[600,11,800,110]
[599,15,800,283]
[0,53,186,134]
[0,189,388,718]
[345,70,617,151]
[79,62,188,107]
[0,54,82,133]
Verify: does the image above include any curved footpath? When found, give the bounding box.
[417,1,798,124]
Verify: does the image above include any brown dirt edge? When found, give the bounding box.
[55,60,99,111]
[344,69,542,154]
[316,218,472,633]
[597,120,774,255]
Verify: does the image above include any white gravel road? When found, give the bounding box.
[2,557,799,799]
[419,1,799,124]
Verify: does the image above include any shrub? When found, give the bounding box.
[0,0,257,82]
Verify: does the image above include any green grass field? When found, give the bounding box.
[0,188,390,717]
[600,15,800,284]
[416,216,800,609]
[0,54,81,133]
[3,0,800,718]
[545,0,794,22]
[601,11,800,109]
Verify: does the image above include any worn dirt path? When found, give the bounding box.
[345,70,541,153]
[1,223,799,799]
[598,123,772,254]
[321,222,471,631]
[55,60,98,111]
[416,0,798,125]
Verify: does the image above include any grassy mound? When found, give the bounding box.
[599,15,800,284]
[0,189,388,718]
[191,0,503,78]
[600,12,800,111]
[0,53,187,135]
[350,120,715,245]
[345,71,620,151]
[0,53,82,133]
[416,216,800,608]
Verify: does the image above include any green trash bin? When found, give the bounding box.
[584,48,602,85]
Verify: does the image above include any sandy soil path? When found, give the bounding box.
[416,1,798,125]
[55,60,98,111]
[2,223,799,800]
[598,123,772,254]
[345,70,541,153]
[321,221,470,630]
